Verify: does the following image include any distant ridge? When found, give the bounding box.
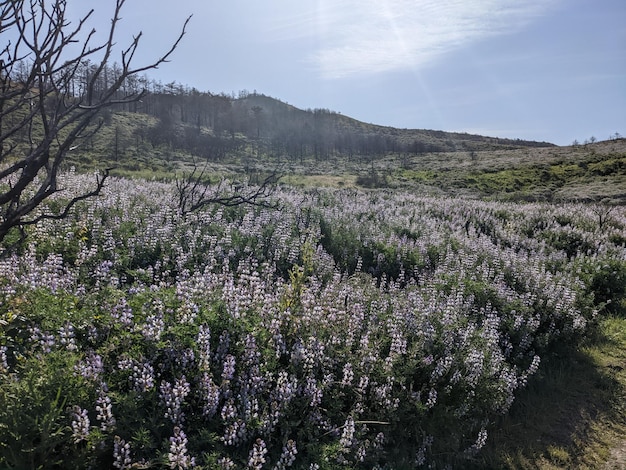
[4,81,557,176]
[233,92,556,153]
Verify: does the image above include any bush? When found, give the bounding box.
[584,259,626,315]
[0,173,620,468]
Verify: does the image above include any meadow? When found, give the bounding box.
[1,171,625,468]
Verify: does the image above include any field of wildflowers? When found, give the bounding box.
[0,172,624,469]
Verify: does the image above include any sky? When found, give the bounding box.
[66,0,625,146]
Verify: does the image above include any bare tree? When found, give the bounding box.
[592,199,615,232]
[0,0,190,243]
[175,162,281,215]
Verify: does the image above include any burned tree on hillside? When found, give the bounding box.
[0,0,190,244]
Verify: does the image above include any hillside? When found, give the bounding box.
[234,93,555,152]
[3,80,626,470]
[65,98,625,204]
[59,89,556,173]
[388,138,626,202]
[4,81,620,203]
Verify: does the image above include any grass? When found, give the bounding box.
[475,314,626,469]
[392,142,626,202]
[280,174,358,188]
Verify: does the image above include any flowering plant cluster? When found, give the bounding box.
[0,173,624,468]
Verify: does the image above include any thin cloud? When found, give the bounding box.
[288,0,559,79]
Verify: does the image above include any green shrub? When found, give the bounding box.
[585,259,626,315]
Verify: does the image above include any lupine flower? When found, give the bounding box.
[339,416,355,450]
[269,318,286,358]
[357,375,369,394]
[221,398,237,422]
[355,442,368,462]
[141,313,164,341]
[75,351,104,381]
[131,361,155,392]
[117,357,134,371]
[273,439,298,469]
[373,432,385,449]
[374,381,399,411]
[70,406,90,443]
[95,386,116,431]
[177,301,199,324]
[168,426,195,469]
[274,371,297,404]
[341,362,354,386]
[111,298,134,327]
[216,331,231,362]
[174,348,196,371]
[471,428,488,453]
[223,419,247,446]
[200,373,220,418]
[247,438,268,470]
[160,376,191,424]
[259,400,281,435]
[415,435,434,466]
[29,326,55,353]
[426,388,437,409]
[113,436,132,469]
[59,323,78,351]
[0,346,8,374]
[86,325,99,344]
[304,377,322,407]
[243,334,260,367]
[218,457,236,469]
[197,325,212,370]
[222,354,236,382]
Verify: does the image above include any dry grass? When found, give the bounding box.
[280,174,358,188]
[73,108,626,204]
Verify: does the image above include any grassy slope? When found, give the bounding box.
[476,315,626,469]
[250,139,626,204]
[392,139,626,202]
[238,93,555,151]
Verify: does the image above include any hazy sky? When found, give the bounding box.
[70,0,624,145]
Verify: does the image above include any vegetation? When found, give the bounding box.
[1,3,626,469]
[477,315,626,469]
[50,98,626,203]
[0,174,624,469]
[66,90,554,167]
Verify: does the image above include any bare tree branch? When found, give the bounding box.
[21,168,112,227]
[175,162,282,215]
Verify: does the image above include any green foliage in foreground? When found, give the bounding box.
[0,175,625,469]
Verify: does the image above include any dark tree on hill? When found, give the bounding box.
[0,0,190,244]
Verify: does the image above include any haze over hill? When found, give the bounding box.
[234,93,556,153]
[67,0,625,146]
[71,83,556,167]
